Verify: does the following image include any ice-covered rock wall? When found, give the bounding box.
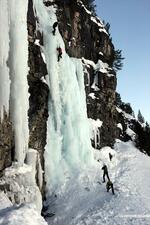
[55,0,120,148]
[33,0,93,194]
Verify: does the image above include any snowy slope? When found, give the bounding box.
[44,140,150,225]
[0,193,47,225]
[1,140,150,225]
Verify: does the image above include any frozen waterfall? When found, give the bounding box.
[33,0,94,194]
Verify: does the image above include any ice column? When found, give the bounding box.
[0,0,10,120]
[8,0,29,165]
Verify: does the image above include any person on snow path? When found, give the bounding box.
[52,22,58,35]
[57,47,62,62]
[109,152,113,161]
[106,180,115,195]
[102,164,110,183]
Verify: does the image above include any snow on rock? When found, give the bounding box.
[8,0,29,165]
[82,58,113,79]
[116,107,135,121]
[99,51,103,56]
[0,203,47,225]
[82,57,96,69]
[0,192,12,210]
[41,52,46,63]
[117,123,123,130]
[96,60,109,73]
[0,0,10,120]
[0,161,42,212]
[126,127,136,140]
[107,73,114,77]
[41,76,48,85]
[35,39,41,46]
[116,107,122,113]
[88,93,96,99]
[77,1,92,15]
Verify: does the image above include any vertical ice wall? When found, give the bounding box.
[0,0,10,120]
[8,0,29,165]
[33,0,93,193]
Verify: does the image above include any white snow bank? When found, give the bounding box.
[0,203,47,225]
[0,192,12,210]
[0,161,42,212]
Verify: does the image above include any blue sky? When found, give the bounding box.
[95,0,150,122]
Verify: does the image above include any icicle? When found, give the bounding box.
[89,119,103,149]
[0,0,10,120]
[8,0,29,165]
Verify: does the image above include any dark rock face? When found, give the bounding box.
[56,0,114,64]
[54,0,119,148]
[86,70,120,148]
[0,112,14,173]
[27,0,49,193]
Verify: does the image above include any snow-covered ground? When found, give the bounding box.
[42,140,150,225]
[1,140,150,225]
[0,194,47,225]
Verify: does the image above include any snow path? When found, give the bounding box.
[45,141,150,225]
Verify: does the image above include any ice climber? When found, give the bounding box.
[106,180,115,195]
[102,164,110,183]
[52,21,58,35]
[57,47,62,62]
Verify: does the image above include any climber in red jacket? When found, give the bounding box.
[57,47,62,62]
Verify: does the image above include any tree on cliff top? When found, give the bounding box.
[113,49,125,72]
[137,110,145,124]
